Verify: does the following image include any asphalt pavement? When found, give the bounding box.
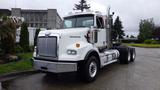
[1,47,160,90]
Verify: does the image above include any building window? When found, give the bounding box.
[43,14,47,22]
[30,17,34,21]
[31,23,33,27]
[40,23,42,27]
[44,23,47,28]
[35,23,38,27]
[35,14,38,21]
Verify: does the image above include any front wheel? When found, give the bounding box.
[83,56,99,82]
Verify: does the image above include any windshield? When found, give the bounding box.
[63,14,94,28]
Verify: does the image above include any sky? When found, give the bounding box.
[1,0,160,37]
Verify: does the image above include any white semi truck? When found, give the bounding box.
[33,11,136,82]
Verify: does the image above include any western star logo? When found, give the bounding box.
[70,36,81,38]
[45,32,51,37]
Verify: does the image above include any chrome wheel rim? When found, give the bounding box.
[132,52,136,60]
[89,61,97,78]
[128,51,131,61]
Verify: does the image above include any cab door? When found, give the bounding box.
[94,16,107,49]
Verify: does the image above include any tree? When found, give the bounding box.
[34,28,40,46]
[126,35,129,38]
[19,22,29,52]
[0,16,16,54]
[153,26,160,40]
[130,35,135,38]
[74,0,90,12]
[112,16,125,40]
[138,18,154,41]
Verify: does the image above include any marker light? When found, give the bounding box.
[76,43,80,48]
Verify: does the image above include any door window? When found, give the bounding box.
[96,17,104,29]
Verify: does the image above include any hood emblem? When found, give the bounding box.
[45,32,51,37]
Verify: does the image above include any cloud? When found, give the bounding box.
[88,0,107,14]
[1,0,160,36]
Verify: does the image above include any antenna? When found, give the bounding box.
[107,6,111,16]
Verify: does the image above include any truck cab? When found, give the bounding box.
[33,11,136,82]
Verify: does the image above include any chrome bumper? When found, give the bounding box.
[33,60,77,73]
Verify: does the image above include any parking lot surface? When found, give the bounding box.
[1,47,160,90]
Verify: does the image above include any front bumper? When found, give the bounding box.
[33,59,77,73]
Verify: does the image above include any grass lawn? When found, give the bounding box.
[0,52,33,74]
[126,43,160,48]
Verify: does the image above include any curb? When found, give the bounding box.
[0,70,40,82]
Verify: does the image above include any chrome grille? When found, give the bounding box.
[37,36,57,58]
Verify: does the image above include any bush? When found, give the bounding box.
[34,29,40,46]
[28,46,34,52]
[0,17,16,54]
[15,44,34,53]
[15,45,23,53]
[1,36,15,54]
[144,39,160,44]
[127,43,160,48]
[122,39,142,43]
[19,22,29,52]
[144,39,152,44]
[151,40,160,44]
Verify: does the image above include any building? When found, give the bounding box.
[0,9,11,16]
[11,8,62,29]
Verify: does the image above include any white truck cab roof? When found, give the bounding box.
[64,11,103,18]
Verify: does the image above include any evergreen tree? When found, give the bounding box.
[0,16,16,54]
[130,35,135,38]
[126,35,129,38]
[138,19,154,41]
[112,16,125,40]
[153,27,160,40]
[34,28,40,46]
[19,22,29,52]
[74,0,90,12]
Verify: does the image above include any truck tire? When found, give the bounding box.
[83,56,99,82]
[130,48,136,62]
[118,47,131,64]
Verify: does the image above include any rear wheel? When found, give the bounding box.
[118,47,131,64]
[130,48,136,62]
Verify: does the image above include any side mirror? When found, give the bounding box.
[90,26,98,43]
[93,30,98,43]
[85,26,98,44]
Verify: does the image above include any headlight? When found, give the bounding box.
[67,50,77,55]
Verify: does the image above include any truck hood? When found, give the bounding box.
[38,27,91,61]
